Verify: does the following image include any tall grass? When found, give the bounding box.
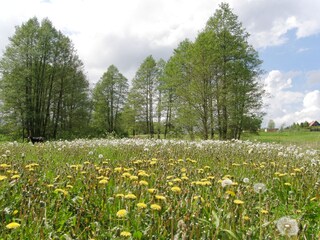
[0,139,319,239]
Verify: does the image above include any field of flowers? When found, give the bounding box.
[0,139,319,239]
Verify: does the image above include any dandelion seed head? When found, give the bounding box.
[243,178,250,183]
[276,216,299,236]
[221,178,233,188]
[253,183,267,193]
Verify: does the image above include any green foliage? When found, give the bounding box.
[0,17,91,140]
[92,65,128,137]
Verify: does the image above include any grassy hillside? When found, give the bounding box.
[243,130,320,149]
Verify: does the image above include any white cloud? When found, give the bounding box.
[229,0,320,48]
[263,71,320,127]
[307,70,320,84]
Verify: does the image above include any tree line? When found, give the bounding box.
[0,3,264,141]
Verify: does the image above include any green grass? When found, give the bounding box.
[243,130,320,149]
[0,139,319,239]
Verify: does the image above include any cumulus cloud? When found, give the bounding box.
[263,70,320,127]
[229,0,320,48]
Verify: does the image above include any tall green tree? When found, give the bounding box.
[162,3,264,140]
[204,2,264,139]
[0,17,90,140]
[129,55,158,137]
[92,65,128,136]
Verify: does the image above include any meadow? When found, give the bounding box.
[0,138,319,239]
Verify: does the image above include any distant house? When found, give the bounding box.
[309,121,320,127]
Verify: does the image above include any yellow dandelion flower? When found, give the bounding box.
[279,173,288,177]
[66,185,73,189]
[124,193,137,199]
[173,178,181,182]
[226,190,236,197]
[0,164,11,169]
[47,184,54,188]
[193,196,204,203]
[120,231,131,237]
[155,195,166,201]
[139,180,148,186]
[129,175,138,181]
[13,210,18,215]
[147,188,156,193]
[116,193,124,198]
[54,188,68,196]
[116,209,128,218]
[284,182,291,186]
[243,215,250,221]
[114,167,122,172]
[6,222,20,229]
[0,175,7,181]
[166,175,174,180]
[137,202,147,209]
[122,172,131,178]
[197,168,204,173]
[293,168,302,172]
[99,179,108,184]
[181,176,189,180]
[234,199,244,205]
[11,175,20,179]
[138,171,149,177]
[181,167,187,172]
[171,186,182,193]
[151,204,161,211]
[260,209,269,214]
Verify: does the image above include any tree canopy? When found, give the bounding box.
[0,3,265,141]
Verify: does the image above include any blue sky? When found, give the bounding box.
[0,0,319,128]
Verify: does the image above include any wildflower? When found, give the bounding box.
[171,186,182,193]
[130,175,138,181]
[221,178,233,188]
[276,216,299,236]
[234,199,244,205]
[0,175,7,181]
[98,154,103,159]
[116,209,128,218]
[11,175,20,179]
[147,188,156,193]
[122,172,131,178]
[54,188,68,196]
[253,183,267,193]
[99,179,108,184]
[124,193,137,199]
[120,231,131,237]
[155,195,166,201]
[137,202,147,209]
[6,222,20,229]
[151,204,161,211]
[225,190,236,196]
[260,209,268,214]
[139,180,148,186]
[115,193,124,198]
[243,178,250,183]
